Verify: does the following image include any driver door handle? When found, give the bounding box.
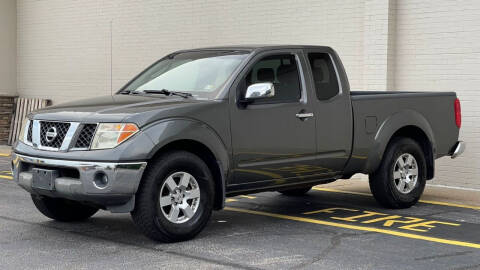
[295,112,314,120]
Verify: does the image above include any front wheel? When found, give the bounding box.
[131,151,214,242]
[369,137,427,209]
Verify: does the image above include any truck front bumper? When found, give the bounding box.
[12,153,147,212]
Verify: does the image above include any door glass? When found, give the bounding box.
[307,53,340,100]
[243,54,301,103]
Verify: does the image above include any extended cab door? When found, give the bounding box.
[303,49,353,175]
[229,50,320,186]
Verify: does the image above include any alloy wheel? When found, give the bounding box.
[159,172,201,224]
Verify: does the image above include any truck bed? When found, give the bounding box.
[345,90,459,175]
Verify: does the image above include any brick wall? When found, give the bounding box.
[394,0,480,189]
[0,96,15,145]
[0,0,16,97]
[16,0,365,104]
[363,0,396,90]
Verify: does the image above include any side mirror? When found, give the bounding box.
[245,82,275,100]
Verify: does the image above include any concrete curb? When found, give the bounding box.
[326,178,480,208]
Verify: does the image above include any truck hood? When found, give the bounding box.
[31,95,213,127]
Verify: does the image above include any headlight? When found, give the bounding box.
[17,118,29,143]
[91,123,139,150]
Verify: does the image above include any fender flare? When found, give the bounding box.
[366,109,436,173]
[142,118,230,208]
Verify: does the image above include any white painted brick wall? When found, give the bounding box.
[363,0,395,90]
[15,0,480,189]
[0,0,16,96]
[394,0,480,189]
[17,0,365,103]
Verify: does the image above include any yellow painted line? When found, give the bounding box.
[226,198,238,202]
[225,206,480,249]
[0,175,13,180]
[303,207,358,215]
[418,200,480,210]
[313,187,370,197]
[312,187,480,211]
[0,153,10,157]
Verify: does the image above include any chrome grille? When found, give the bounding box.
[39,121,71,148]
[74,124,97,149]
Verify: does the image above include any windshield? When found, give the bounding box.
[122,50,249,99]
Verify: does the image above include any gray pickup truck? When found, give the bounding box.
[12,45,465,242]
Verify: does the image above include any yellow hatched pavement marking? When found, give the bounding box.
[225,206,480,249]
[312,187,480,211]
[0,175,13,180]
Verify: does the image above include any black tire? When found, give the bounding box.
[131,151,214,242]
[369,137,427,209]
[278,186,313,196]
[31,195,98,222]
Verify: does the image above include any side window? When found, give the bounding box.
[308,53,340,100]
[243,54,301,103]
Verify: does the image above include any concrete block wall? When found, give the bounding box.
[363,0,396,91]
[394,0,480,189]
[17,0,365,104]
[15,0,480,189]
[0,0,17,96]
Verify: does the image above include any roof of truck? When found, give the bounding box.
[176,45,333,52]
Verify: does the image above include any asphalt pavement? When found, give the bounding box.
[0,155,479,270]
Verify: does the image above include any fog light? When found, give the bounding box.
[93,172,108,189]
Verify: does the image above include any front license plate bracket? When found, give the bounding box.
[32,168,58,191]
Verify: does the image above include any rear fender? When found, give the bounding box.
[366,110,436,173]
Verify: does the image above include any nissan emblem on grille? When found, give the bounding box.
[39,121,71,149]
[45,126,58,143]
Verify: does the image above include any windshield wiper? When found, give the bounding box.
[119,90,140,95]
[143,89,193,98]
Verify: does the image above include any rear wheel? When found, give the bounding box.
[278,186,313,196]
[131,151,214,242]
[31,195,98,222]
[369,137,427,209]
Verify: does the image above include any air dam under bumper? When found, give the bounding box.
[12,153,147,212]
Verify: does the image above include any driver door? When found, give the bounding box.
[229,50,322,187]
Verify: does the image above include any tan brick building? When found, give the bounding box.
[1,0,479,189]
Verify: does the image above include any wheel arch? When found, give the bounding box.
[368,110,436,179]
[143,119,230,210]
[385,126,434,179]
[149,139,226,210]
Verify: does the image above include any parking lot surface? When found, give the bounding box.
[0,155,479,270]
